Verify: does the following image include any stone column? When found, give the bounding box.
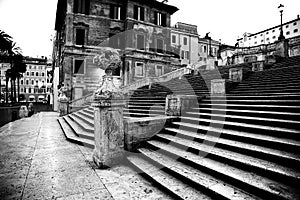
[92,76,126,168]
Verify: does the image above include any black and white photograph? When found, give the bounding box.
[0,0,300,199]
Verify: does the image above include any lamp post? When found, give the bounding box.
[278,4,285,41]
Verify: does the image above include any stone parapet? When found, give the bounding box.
[165,95,198,116]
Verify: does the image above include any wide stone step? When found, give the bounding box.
[138,148,260,200]
[144,140,300,200]
[198,103,300,113]
[192,107,300,121]
[179,116,300,141]
[164,127,300,167]
[230,88,300,94]
[209,94,300,100]
[78,109,94,120]
[184,111,300,129]
[57,118,94,149]
[63,116,94,140]
[153,134,300,185]
[69,114,94,133]
[127,156,213,200]
[201,99,300,106]
[173,121,300,154]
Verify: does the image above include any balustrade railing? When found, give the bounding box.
[121,67,191,93]
[68,93,94,113]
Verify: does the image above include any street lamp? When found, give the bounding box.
[278,4,285,40]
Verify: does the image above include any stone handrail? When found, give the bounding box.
[121,67,191,93]
[68,93,94,112]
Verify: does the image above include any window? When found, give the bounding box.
[26,72,29,76]
[260,34,263,36]
[29,88,31,93]
[185,51,189,59]
[136,34,145,50]
[42,72,45,77]
[261,40,264,43]
[36,72,39,76]
[172,35,176,43]
[183,37,188,45]
[272,29,275,32]
[254,36,257,38]
[109,33,124,49]
[203,45,207,53]
[31,80,34,85]
[154,12,166,26]
[31,72,34,76]
[181,50,185,59]
[74,0,90,15]
[266,32,269,35]
[294,29,298,33]
[135,62,144,77]
[286,31,290,35]
[294,22,297,26]
[286,25,289,28]
[75,28,85,45]
[266,38,269,41]
[156,38,164,53]
[20,80,24,85]
[26,80,29,85]
[156,65,163,76]
[20,88,24,93]
[74,59,85,74]
[110,5,123,20]
[134,5,144,21]
[272,36,276,39]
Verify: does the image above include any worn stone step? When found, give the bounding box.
[72,112,94,127]
[127,156,213,200]
[201,99,300,106]
[173,121,300,153]
[191,107,300,121]
[138,148,260,200]
[57,118,94,149]
[184,111,300,129]
[198,103,300,113]
[144,140,300,200]
[78,109,94,120]
[153,134,300,185]
[209,94,300,100]
[63,116,94,140]
[69,114,94,133]
[164,127,300,167]
[230,88,300,94]
[179,116,300,140]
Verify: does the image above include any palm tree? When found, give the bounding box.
[0,30,25,103]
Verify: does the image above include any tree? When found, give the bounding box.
[0,30,25,103]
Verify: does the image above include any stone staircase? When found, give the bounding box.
[127,64,300,199]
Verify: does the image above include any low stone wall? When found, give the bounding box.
[124,116,176,151]
[0,105,21,127]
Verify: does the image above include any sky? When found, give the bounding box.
[0,0,299,58]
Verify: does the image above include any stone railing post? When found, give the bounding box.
[211,79,226,95]
[165,95,198,116]
[58,96,69,116]
[229,67,243,82]
[92,76,126,168]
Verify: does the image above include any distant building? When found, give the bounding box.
[0,62,11,102]
[238,15,300,47]
[198,36,220,67]
[171,22,199,65]
[53,0,180,101]
[19,57,48,102]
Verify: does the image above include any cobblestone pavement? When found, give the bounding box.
[0,112,173,200]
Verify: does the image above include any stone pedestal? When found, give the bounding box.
[58,96,69,116]
[211,79,226,95]
[275,39,289,58]
[229,68,243,82]
[92,76,125,168]
[165,95,198,116]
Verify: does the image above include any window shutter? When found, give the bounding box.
[121,7,126,20]
[140,7,145,21]
[73,0,78,13]
[85,0,90,15]
[154,11,158,25]
[110,5,114,19]
[161,13,166,27]
[134,5,138,20]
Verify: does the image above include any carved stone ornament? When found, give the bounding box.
[93,47,124,107]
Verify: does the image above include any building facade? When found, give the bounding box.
[171,22,198,65]
[0,62,11,102]
[238,15,300,47]
[19,57,48,102]
[54,0,180,101]
[198,36,220,67]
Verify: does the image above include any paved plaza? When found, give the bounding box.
[0,112,172,200]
